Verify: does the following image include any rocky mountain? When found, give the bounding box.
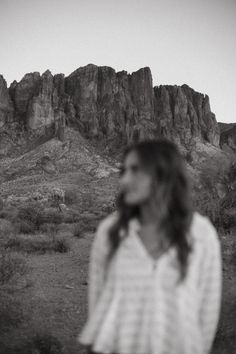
[1,64,235,233]
[0,64,220,157]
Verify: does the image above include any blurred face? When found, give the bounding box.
[119,150,154,206]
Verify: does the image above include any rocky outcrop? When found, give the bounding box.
[220,124,236,152]
[0,75,14,129]
[1,64,221,153]
[218,122,235,133]
[154,84,220,146]
[64,64,156,145]
[8,70,66,139]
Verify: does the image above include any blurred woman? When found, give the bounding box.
[78,138,222,354]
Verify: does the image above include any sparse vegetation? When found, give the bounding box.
[12,332,64,354]
[5,234,70,254]
[0,218,15,237]
[0,197,3,211]
[73,222,85,238]
[0,292,26,335]
[63,212,81,224]
[15,220,36,234]
[0,250,28,285]
[196,155,235,230]
[64,189,78,205]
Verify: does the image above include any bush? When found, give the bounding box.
[0,250,28,285]
[221,209,236,231]
[5,234,69,254]
[39,223,58,234]
[0,207,18,221]
[64,189,78,205]
[36,209,64,226]
[0,219,15,239]
[63,211,80,224]
[15,220,35,234]
[221,191,236,209]
[195,156,236,230]
[192,185,222,229]
[230,245,236,268]
[17,204,42,225]
[185,151,193,164]
[53,237,70,253]
[13,332,63,354]
[16,203,44,231]
[0,292,25,334]
[16,205,64,232]
[73,222,85,238]
[0,197,3,211]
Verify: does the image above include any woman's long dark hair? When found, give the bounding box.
[107,138,194,284]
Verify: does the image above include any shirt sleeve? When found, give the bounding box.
[87,212,117,319]
[198,217,223,354]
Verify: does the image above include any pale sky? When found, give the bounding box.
[0,0,235,123]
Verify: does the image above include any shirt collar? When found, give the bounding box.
[128,217,141,234]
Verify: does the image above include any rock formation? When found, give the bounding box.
[0,75,14,129]
[1,64,221,153]
[220,124,236,152]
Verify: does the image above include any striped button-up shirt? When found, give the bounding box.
[78,211,222,354]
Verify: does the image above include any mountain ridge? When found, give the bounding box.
[0,64,221,156]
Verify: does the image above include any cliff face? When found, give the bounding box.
[154,84,220,146]
[64,65,156,145]
[1,64,220,152]
[220,124,236,152]
[0,75,14,129]
[8,70,66,134]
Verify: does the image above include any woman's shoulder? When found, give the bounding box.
[94,211,119,242]
[190,211,220,248]
[97,211,119,231]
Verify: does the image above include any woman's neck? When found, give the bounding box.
[139,199,164,227]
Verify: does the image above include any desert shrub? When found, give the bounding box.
[185,151,193,164]
[196,156,236,230]
[192,184,222,230]
[230,244,236,268]
[5,234,69,254]
[39,222,58,234]
[16,203,44,231]
[0,206,18,221]
[64,189,78,205]
[0,197,3,211]
[0,219,15,238]
[53,237,70,253]
[221,209,236,231]
[36,209,64,226]
[0,292,25,334]
[63,212,80,224]
[220,191,236,209]
[17,204,42,224]
[73,222,85,238]
[16,205,64,233]
[0,250,28,285]
[15,220,35,234]
[0,210,8,219]
[13,332,63,354]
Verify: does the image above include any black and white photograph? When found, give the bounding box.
[0,0,235,353]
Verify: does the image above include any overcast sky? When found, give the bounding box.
[0,0,235,123]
